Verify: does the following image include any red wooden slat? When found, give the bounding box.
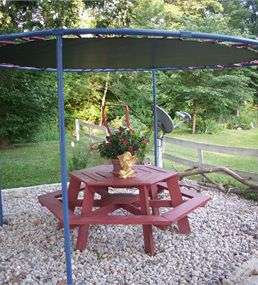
[80,172,99,181]
[120,204,141,215]
[149,200,173,207]
[157,181,201,199]
[76,214,170,226]
[68,178,81,211]
[95,171,113,179]
[139,184,155,255]
[98,193,139,207]
[167,175,191,234]
[77,186,95,250]
[75,198,107,207]
[91,203,119,215]
[162,196,210,222]
[38,193,78,222]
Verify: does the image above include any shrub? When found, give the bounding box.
[0,70,57,143]
[68,140,105,171]
[227,112,256,130]
[31,119,59,142]
[196,118,223,134]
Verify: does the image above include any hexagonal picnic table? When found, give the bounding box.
[39,164,210,255]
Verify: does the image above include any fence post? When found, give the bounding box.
[197,148,204,166]
[75,119,80,142]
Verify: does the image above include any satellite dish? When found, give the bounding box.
[156,106,174,134]
[175,111,192,123]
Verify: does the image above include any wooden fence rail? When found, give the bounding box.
[75,119,258,182]
[164,137,258,182]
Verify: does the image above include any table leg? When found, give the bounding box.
[76,186,95,251]
[57,177,81,230]
[167,176,191,234]
[139,185,155,255]
[150,184,159,216]
[95,186,109,199]
[68,177,81,211]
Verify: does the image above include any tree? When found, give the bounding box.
[0,0,85,143]
[0,70,57,143]
[0,0,84,32]
[158,69,256,133]
[220,0,258,36]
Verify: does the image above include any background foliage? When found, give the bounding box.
[0,0,257,144]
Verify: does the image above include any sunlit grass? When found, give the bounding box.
[1,128,257,193]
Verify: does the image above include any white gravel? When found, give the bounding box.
[0,183,258,285]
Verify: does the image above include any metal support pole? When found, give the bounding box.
[75,119,80,142]
[152,70,158,166]
[157,138,163,168]
[0,188,3,226]
[56,35,73,285]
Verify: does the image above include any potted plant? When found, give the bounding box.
[97,127,149,176]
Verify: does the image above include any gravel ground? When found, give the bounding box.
[223,250,258,285]
[0,183,258,285]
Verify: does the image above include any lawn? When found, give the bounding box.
[1,128,257,189]
[0,141,61,188]
[172,127,258,148]
[0,137,105,189]
[163,128,258,193]
[165,128,258,173]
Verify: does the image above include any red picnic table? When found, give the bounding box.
[39,164,210,255]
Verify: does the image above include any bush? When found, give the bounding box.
[31,119,59,142]
[196,118,224,134]
[68,140,105,171]
[110,114,150,133]
[227,113,256,130]
[0,70,57,143]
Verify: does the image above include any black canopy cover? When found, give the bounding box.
[0,37,257,71]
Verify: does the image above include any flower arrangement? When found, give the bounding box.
[97,127,149,163]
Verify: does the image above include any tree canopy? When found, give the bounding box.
[0,0,257,143]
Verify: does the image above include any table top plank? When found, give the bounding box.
[71,165,177,187]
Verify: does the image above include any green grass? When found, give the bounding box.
[0,141,61,188]
[1,128,258,193]
[164,128,258,195]
[0,139,104,189]
[172,128,258,148]
[166,128,258,172]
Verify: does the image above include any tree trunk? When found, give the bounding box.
[192,111,197,134]
[100,72,110,126]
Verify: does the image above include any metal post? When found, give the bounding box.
[152,70,158,166]
[75,119,80,142]
[56,34,73,285]
[0,189,3,226]
[157,138,163,168]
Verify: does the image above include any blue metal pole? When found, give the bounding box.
[56,35,73,285]
[152,70,158,166]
